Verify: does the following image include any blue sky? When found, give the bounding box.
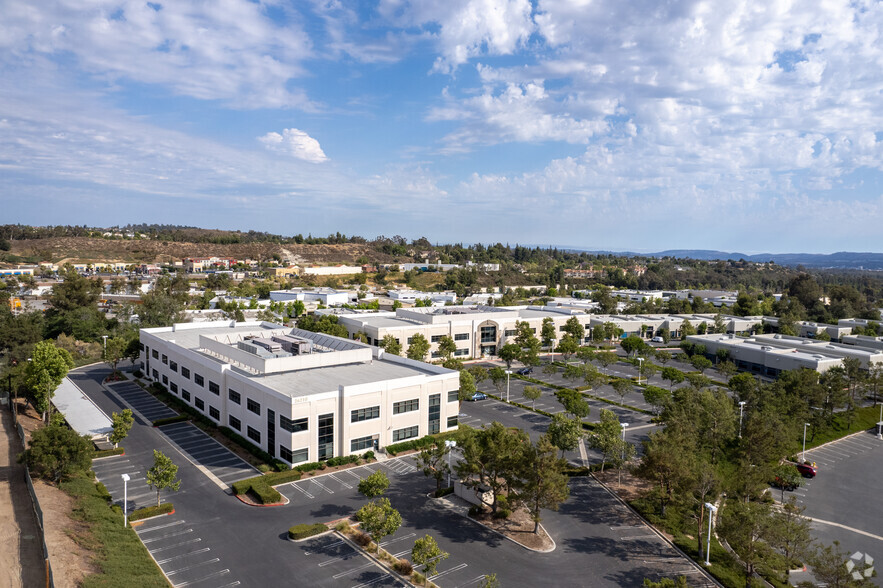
[1,0,882,253]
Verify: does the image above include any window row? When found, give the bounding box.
[392,399,419,414]
[351,406,379,423]
[392,425,419,442]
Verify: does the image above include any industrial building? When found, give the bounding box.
[139,321,460,466]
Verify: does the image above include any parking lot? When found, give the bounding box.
[93,454,165,511]
[298,533,405,588]
[158,421,259,487]
[278,457,418,505]
[107,380,178,423]
[136,514,242,588]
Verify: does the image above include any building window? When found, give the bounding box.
[170,382,178,394]
[247,398,261,415]
[209,381,219,395]
[182,389,191,402]
[161,354,168,364]
[169,361,177,372]
[454,333,469,341]
[351,436,375,452]
[393,399,419,414]
[351,406,380,423]
[454,348,469,356]
[504,329,517,337]
[280,415,308,433]
[194,374,204,387]
[195,397,204,410]
[429,393,441,435]
[152,350,158,359]
[447,390,459,403]
[139,343,145,351]
[431,351,442,359]
[247,426,261,443]
[431,335,444,343]
[407,336,415,344]
[559,326,568,332]
[229,389,241,404]
[229,415,241,431]
[209,406,220,421]
[392,425,419,442]
[318,414,334,460]
[480,326,497,343]
[181,367,190,379]
[162,375,168,385]
[447,415,459,428]
[280,446,308,464]
[152,369,158,380]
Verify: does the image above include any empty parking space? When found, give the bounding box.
[107,380,178,422]
[300,534,405,588]
[159,421,259,484]
[804,433,879,467]
[92,455,163,511]
[136,515,240,588]
[280,458,419,504]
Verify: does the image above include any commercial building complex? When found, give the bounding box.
[139,321,460,466]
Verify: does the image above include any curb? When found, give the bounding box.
[129,508,176,526]
[234,493,289,507]
[334,531,416,587]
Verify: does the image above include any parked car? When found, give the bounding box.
[796,462,817,477]
[651,336,664,343]
[468,392,488,401]
[516,367,533,375]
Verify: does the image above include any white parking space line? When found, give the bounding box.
[304,539,347,555]
[619,535,659,541]
[333,561,377,578]
[319,553,358,567]
[290,483,315,499]
[379,533,416,547]
[157,548,212,564]
[343,470,364,482]
[173,570,233,587]
[142,529,194,544]
[391,549,410,558]
[308,479,334,494]
[328,473,354,489]
[139,520,186,533]
[811,446,853,458]
[455,575,489,587]
[166,558,221,577]
[351,575,394,588]
[148,539,202,554]
[429,563,468,581]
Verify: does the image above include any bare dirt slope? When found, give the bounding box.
[10,237,380,265]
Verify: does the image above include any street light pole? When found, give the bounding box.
[637,357,643,385]
[102,335,108,364]
[877,403,883,440]
[619,422,630,488]
[704,502,718,565]
[445,440,457,489]
[802,423,810,462]
[121,473,130,528]
[505,369,512,403]
[738,401,746,439]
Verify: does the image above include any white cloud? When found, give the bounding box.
[258,128,328,163]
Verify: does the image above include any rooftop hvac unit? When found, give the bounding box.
[272,335,313,355]
[251,338,283,353]
[237,340,273,357]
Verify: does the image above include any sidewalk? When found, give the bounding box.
[0,406,47,587]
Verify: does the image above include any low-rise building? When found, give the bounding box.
[184,257,236,273]
[139,321,460,465]
[301,265,363,276]
[270,288,353,306]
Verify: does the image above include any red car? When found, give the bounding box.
[796,462,817,478]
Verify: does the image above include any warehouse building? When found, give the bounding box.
[139,321,460,466]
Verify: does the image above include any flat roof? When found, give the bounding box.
[54,377,113,440]
[254,360,439,398]
[146,321,284,349]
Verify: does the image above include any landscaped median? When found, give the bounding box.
[93,447,126,458]
[129,503,175,522]
[232,453,375,505]
[288,523,329,540]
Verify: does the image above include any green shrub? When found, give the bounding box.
[434,486,454,498]
[295,461,322,473]
[258,464,271,473]
[395,559,413,575]
[95,482,112,502]
[93,447,126,458]
[325,455,360,467]
[353,531,372,546]
[232,468,303,501]
[363,450,375,461]
[251,484,282,504]
[129,503,174,521]
[133,369,143,378]
[385,431,459,456]
[152,415,189,427]
[318,463,327,470]
[288,523,328,540]
[468,505,482,517]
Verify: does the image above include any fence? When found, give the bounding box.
[11,401,55,588]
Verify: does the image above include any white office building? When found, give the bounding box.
[139,321,460,466]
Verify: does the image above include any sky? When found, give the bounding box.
[1,0,882,254]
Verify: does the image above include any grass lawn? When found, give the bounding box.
[804,404,881,451]
[62,474,167,587]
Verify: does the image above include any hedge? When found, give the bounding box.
[129,503,174,521]
[94,447,125,458]
[288,523,328,540]
[385,431,459,456]
[152,415,189,427]
[252,484,283,504]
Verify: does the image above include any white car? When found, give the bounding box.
[651,336,664,343]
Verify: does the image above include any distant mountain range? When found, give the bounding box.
[575,249,883,270]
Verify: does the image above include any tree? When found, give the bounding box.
[522,385,541,409]
[356,497,402,542]
[110,409,134,448]
[718,500,777,584]
[546,413,582,456]
[808,541,876,588]
[563,316,584,342]
[479,573,500,588]
[406,333,430,361]
[690,355,712,374]
[588,409,634,472]
[514,321,541,366]
[358,470,390,498]
[595,351,618,370]
[498,343,521,369]
[611,378,633,403]
[459,369,477,402]
[555,335,579,363]
[557,388,590,419]
[541,317,556,350]
[466,365,488,385]
[22,425,93,482]
[635,427,694,517]
[415,442,450,492]
[437,335,457,362]
[621,336,645,357]
[642,385,671,415]
[104,335,129,374]
[576,346,596,366]
[380,334,401,356]
[656,350,672,365]
[146,450,181,507]
[411,534,449,578]
[455,422,529,512]
[488,366,507,397]
[680,319,695,338]
[25,340,74,420]
[769,497,814,568]
[517,434,570,533]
